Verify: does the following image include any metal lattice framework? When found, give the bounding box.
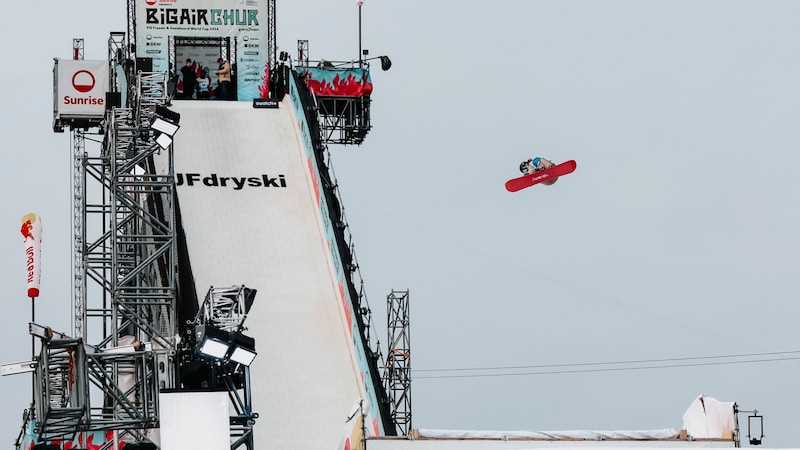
[384,289,411,435]
[196,286,255,333]
[315,95,371,145]
[187,287,258,450]
[35,33,178,443]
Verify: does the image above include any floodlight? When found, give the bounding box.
[229,333,257,366]
[151,117,180,136]
[748,413,763,446]
[229,347,256,366]
[155,105,181,124]
[195,325,231,360]
[200,340,229,359]
[380,55,392,71]
[155,132,173,149]
[361,55,392,71]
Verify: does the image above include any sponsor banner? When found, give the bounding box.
[135,0,270,101]
[253,98,279,108]
[176,172,286,189]
[298,67,373,97]
[20,213,42,299]
[238,34,271,100]
[55,59,108,118]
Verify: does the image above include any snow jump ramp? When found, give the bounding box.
[161,99,378,449]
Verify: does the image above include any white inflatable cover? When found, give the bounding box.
[681,395,735,439]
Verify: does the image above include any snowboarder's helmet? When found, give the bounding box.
[532,157,542,167]
[519,160,529,174]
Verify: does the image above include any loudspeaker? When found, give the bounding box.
[105,92,122,110]
[136,57,153,73]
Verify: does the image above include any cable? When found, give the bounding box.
[413,353,800,379]
[415,349,800,372]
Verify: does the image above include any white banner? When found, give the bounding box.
[135,0,271,101]
[55,59,109,118]
[20,213,42,298]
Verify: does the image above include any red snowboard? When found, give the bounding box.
[505,160,577,192]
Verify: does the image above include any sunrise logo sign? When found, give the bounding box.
[54,59,109,119]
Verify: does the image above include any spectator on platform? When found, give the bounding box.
[197,68,212,100]
[180,59,197,99]
[214,57,232,100]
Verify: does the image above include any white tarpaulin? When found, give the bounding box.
[682,395,735,439]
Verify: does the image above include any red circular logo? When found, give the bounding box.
[72,70,96,93]
[145,0,157,5]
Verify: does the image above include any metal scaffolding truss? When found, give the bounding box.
[35,37,178,440]
[196,286,256,333]
[266,0,276,69]
[384,289,411,435]
[34,339,88,440]
[80,71,176,353]
[316,95,372,145]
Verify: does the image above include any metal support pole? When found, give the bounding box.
[30,297,35,418]
[358,2,363,68]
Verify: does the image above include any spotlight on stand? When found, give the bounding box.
[748,412,764,446]
[151,105,181,149]
[361,54,392,71]
[380,55,392,71]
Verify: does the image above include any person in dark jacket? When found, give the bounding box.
[180,59,197,99]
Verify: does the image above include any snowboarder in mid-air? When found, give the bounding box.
[519,157,557,185]
[505,157,577,192]
[519,157,555,175]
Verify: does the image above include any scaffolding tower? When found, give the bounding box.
[34,32,178,445]
[384,289,411,435]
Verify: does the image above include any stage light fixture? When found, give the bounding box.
[229,333,257,366]
[151,117,180,136]
[155,105,181,123]
[380,55,392,71]
[151,106,180,149]
[155,132,173,150]
[194,324,257,366]
[196,325,231,360]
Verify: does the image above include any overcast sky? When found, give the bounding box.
[2,1,800,448]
